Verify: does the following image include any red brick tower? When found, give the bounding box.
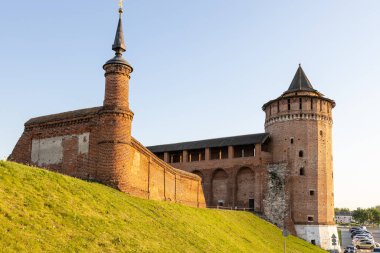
[262,65,338,250]
[96,6,134,191]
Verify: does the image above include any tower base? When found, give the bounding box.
[295,224,340,251]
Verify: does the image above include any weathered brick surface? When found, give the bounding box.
[9,62,205,208]
[263,91,335,227]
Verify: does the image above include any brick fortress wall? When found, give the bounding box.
[157,144,272,211]
[9,111,205,208]
[9,16,205,207]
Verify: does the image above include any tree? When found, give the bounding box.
[352,207,380,225]
[335,208,350,214]
[352,208,368,224]
[368,208,380,225]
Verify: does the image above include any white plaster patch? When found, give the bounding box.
[78,133,90,155]
[31,137,63,166]
[31,133,90,167]
[295,224,339,251]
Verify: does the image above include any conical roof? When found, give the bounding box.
[112,16,126,53]
[286,65,315,93]
[104,8,133,70]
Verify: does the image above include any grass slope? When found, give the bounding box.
[0,161,326,253]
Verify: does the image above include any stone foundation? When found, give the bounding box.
[295,224,340,251]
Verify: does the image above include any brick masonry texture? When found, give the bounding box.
[9,61,336,248]
[7,11,337,249]
[264,91,335,227]
[9,60,205,208]
[150,88,336,242]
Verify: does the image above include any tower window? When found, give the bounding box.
[300,167,305,176]
[299,150,304,157]
[320,130,323,137]
[311,240,316,245]
[299,98,302,110]
[320,100,323,111]
[290,138,294,144]
[277,101,280,112]
[311,98,313,110]
[287,99,291,110]
[310,190,315,196]
[308,216,314,222]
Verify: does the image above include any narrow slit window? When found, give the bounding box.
[277,101,280,112]
[299,150,304,157]
[300,167,305,176]
[288,99,291,111]
[290,138,294,144]
[299,98,302,110]
[311,98,313,110]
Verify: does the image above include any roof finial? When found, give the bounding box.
[119,0,123,16]
[299,63,301,68]
[104,0,132,70]
[112,0,126,56]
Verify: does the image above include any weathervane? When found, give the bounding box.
[118,0,123,15]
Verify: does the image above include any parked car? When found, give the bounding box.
[344,245,357,253]
[355,240,375,250]
[373,248,380,252]
[353,234,374,240]
[352,228,371,234]
[352,230,372,238]
[350,227,361,231]
[354,238,374,245]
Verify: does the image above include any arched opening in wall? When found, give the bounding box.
[211,169,229,207]
[300,167,305,176]
[299,150,304,157]
[236,167,255,210]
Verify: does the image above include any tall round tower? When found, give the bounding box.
[262,65,338,249]
[96,7,134,191]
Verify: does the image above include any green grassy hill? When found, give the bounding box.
[0,161,326,253]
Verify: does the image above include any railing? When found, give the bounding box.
[208,206,255,212]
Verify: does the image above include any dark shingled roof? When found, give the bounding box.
[286,65,316,93]
[147,133,270,153]
[25,107,102,125]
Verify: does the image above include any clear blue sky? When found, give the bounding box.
[1,1,379,210]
